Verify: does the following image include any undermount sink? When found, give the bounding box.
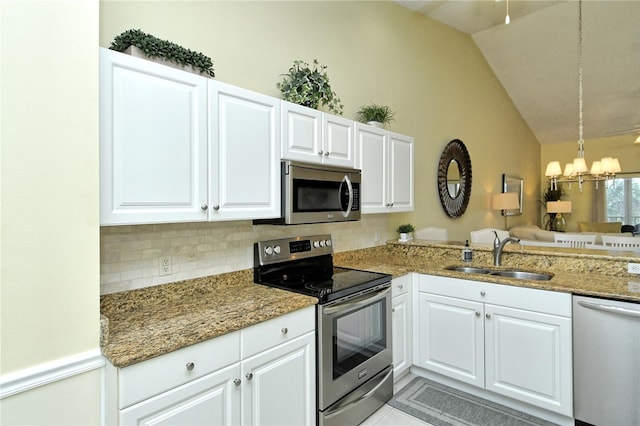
[444,265,553,281]
[488,270,553,281]
[444,266,492,274]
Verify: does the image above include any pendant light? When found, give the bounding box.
[544,0,621,192]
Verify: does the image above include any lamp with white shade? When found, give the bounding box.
[546,200,572,232]
[492,192,520,230]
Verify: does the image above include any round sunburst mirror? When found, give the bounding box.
[437,139,472,218]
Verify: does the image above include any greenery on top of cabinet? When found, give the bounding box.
[110,29,215,78]
[356,103,396,127]
[277,59,343,115]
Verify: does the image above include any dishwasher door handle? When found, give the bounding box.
[578,300,640,319]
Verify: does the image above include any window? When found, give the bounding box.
[605,177,640,225]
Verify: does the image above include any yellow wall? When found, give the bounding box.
[99,0,541,242]
[0,0,100,385]
[541,134,640,231]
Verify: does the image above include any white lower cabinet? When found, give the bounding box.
[417,292,485,387]
[241,333,315,425]
[415,274,573,417]
[110,306,315,425]
[391,274,412,380]
[120,363,241,426]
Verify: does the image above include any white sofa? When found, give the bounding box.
[509,224,633,246]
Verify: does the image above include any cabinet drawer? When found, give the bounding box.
[241,306,315,359]
[392,274,411,297]
[119,330,240,409]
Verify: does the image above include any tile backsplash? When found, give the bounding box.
[100,215,393,294]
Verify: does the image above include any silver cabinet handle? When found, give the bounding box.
[234,378,241,386]
[398,284,404,289]
[186,362,195,371]
[392,307,396,313]
[475,311,481,317]
[200,204,208,211]
[318,150,324,156]
[245,373,253,381]
[324,151,330,156]
[486,313,491,319]
[281,327,288,334]
[213,205,220,211]
[480,291,486,296]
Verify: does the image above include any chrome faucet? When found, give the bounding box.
[493,231,520,266]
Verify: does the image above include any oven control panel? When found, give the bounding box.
[255,234,333,265]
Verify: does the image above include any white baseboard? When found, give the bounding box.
[0,349,105,399]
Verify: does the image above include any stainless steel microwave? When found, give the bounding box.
[255,161,361,225]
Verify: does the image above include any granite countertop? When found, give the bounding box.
[101,269,317,368]
[101,240,640,369]
[334,240,640,303]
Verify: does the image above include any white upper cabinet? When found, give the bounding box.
[355,123,414,214]
[100,48,208,225]
[281,102,355,168]
[100,48,280,225]
[322,113,355,168]
[388,132,414,211]
[209,81,280,221]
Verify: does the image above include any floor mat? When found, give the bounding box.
[388,377,558,426]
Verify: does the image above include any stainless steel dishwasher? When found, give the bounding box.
[573,295,640,425]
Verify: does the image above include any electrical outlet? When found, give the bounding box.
[628,263,640,274]
[160,256,172,276]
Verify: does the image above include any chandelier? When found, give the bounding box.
[544,0,621,192]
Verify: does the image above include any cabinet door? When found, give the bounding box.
[209,81,280,220]
[100,48,208,225]
[392,292,411,379]
[242,332,315,426]
[281,101,322,164]
[355,123,388,213]
[388,132,414,212]
[322,113,355,168]
[484,304,572,416]
[417,292,484,387]
[120,363,241,426]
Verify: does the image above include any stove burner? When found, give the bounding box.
[280,274,306,287]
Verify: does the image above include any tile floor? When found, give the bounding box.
[361,373,434,426]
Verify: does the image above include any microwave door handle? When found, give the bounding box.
[342,175,353,217]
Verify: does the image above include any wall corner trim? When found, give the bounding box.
[0,349,105,399]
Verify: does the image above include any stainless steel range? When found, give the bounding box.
[254,235,393,426]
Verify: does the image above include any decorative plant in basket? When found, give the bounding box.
[277,59,343,114]
[110,29,215,78]
[356,103,396,128]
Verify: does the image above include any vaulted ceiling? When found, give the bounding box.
[395,0,640,145]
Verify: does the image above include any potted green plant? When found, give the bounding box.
[277,59,343,114]
[396,224,415,242]
[356,103,396,128]
[110,29,215,78]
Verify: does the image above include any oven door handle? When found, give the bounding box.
[323,286,390,315]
